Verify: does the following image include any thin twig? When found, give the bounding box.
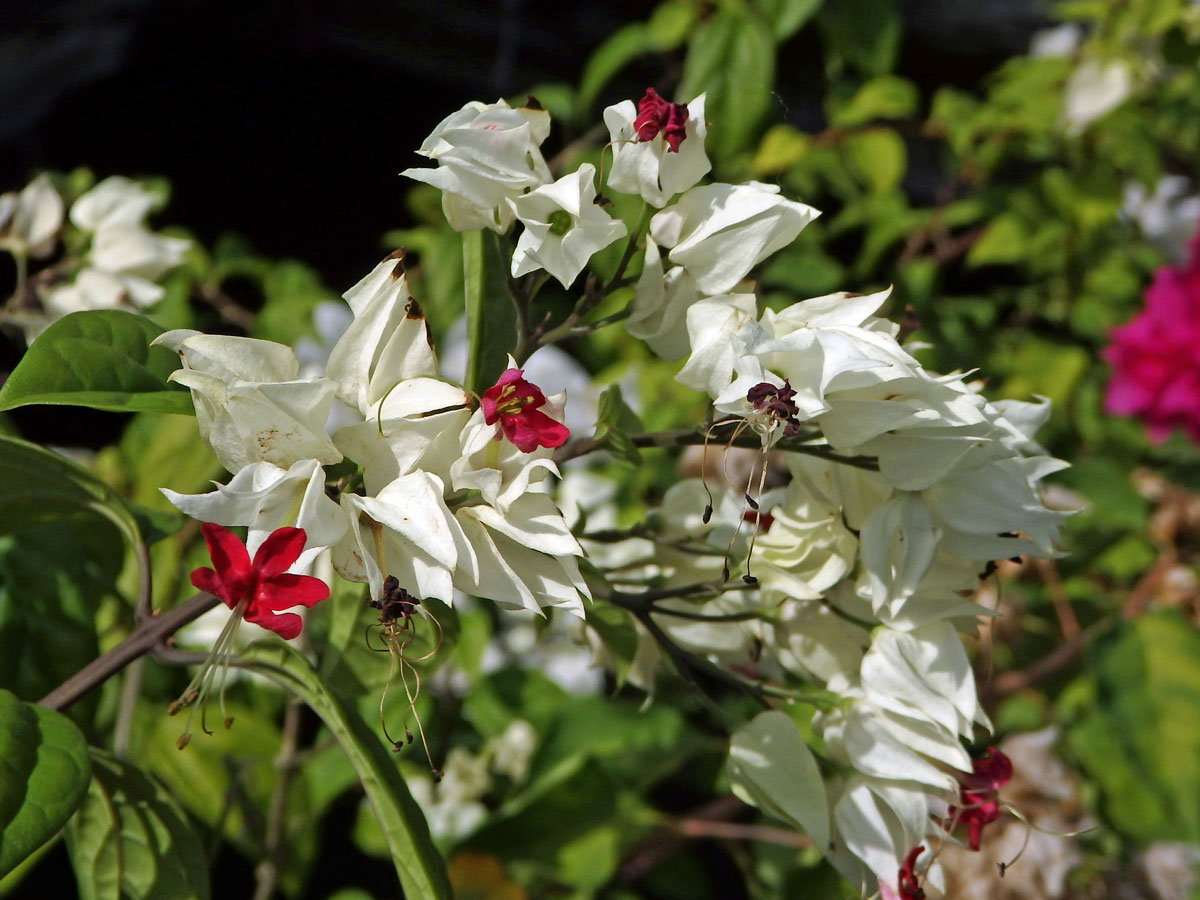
[252,700,304,900]
[556,427,879,471]
[39,592,220,711]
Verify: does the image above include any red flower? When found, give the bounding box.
[190,523,329,640]
[951,746,1013,850]
[1104,232,1200,443]
[481,367,570,453]
[632,88,689,152]
[881,845,925,900]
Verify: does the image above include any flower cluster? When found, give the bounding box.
[159,250,588,618]
[0,173,189,340]
[149,88,1068,896]
[1104,228,1200,444]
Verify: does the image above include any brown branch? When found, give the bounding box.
[38,592,220,711]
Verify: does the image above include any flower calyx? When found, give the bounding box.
[747,380,802,438]
[370,574,422,623]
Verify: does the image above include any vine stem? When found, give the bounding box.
[38,592,219,711]
[555,427,879,471]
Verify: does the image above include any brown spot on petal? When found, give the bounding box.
[405,296,425,320]
[522,95,543,111]
[381,247,407,278]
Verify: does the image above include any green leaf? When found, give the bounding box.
[65,750,209,900]
[750,125,811,177]
[1065,613,1200,844]
[466,756,622,885]
[756,0,823,42]
[816,0,901,75]
[462,230,518,397]
[578,23,653,114]
[0,525,118,702]
[831,75,919,128]
[0,690,91,878]
[0,311,192,415]
[255,260,336,347]
[240,642,452,900]
[0,435,140,545]
[966,213,1029,267]
[844,127,907,193]
[726,710,829,852]
[680,9,776,160]
[592,384,645,465]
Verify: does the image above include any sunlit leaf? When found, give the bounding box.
[0,311,192,415]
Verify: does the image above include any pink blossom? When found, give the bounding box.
[1104,236,1200,443]
[481,367,570,453]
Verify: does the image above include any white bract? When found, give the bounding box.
[154,329,343,472]
[509,164,627,288]
[650,181,819,294]
[401,99,551,233]
[603,92,711,207]
[0,174,63,258]
[37,175,190,328]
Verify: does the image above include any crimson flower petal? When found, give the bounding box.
[501,407,569,452]
[256,574,330,611]
[252,526,308,579]
[201,522,252,587]
[189,565,238,608]
[244,606,303,640]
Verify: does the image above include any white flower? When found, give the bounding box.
[649,181,819,294]
[509,164,627,288]
[401,98,551,233]
[1122,174,1200,262]
[69,176,158,231]
[828,778,944,895]
[334,470,474,603]
[161,458,348,571]
[603,92,711,207]
[88,225,189,283]
[0,174,63,258]
[154,329,342,472]
[1060,59,1132,135]
[626,238,709,360]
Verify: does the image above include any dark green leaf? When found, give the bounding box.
[593,384,645,465]
[756,0,823,41]
[816,0,901,76]
[0,311,192,415]
[0,525,118,703]
[65,750,209,900]
[462,230,518,396]
[0,690,91,878]
[578,23,654,114]
[0,435,139,544]
[680,9,776,160]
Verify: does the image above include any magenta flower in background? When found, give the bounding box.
[1104,234,1200,443]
